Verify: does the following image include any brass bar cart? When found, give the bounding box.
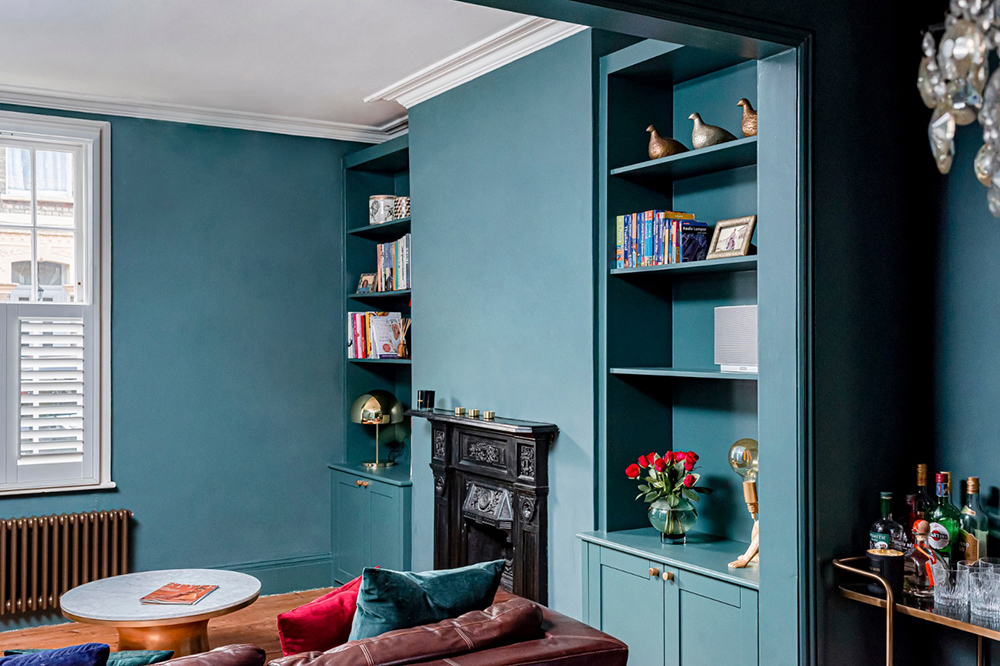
[834,557,996,666]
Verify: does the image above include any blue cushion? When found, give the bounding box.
[348,560,505,641]
[0,644,110,666]
[3,650,171,666]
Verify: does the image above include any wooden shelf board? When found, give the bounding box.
[349,358,412,365]
[611,255,757,276]
[348,289,411,301]
[610,136,757,183]
[579,528,758,589]
[348,217,411,240]
[610,367,758,380]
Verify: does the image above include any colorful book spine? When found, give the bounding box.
[616,216,624,269]
[652,214,661,266]
[624,214,632,268]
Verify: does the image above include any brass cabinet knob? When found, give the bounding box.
[361,481,369,488]
[649,567,660,578]
[662,571,674,582]
[355,480,362,486]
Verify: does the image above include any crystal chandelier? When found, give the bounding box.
[919,1,1000,214]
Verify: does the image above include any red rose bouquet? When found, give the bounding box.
[626,450,712,511]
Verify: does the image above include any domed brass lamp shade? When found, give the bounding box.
[351,390,404,469]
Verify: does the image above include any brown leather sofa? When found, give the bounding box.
[163,591,627,666]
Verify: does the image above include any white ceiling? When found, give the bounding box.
[0,0,551,140]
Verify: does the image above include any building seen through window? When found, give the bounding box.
[0,146,78,303]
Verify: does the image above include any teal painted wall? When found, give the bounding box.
[407,30,608,618]
[934,123,1000,665]
[0,105,355,629]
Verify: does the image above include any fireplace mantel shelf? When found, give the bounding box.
[406,408,558,437]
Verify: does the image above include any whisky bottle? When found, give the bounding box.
[927,473,962,564]
[959,476,989,562]
[904,529,936,599]
[914,463,936,520]
[870,491,906,551]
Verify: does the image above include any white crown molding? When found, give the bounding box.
[0,83,401,143]
[364,17,587,109]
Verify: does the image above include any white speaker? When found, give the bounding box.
[714,305,758,373]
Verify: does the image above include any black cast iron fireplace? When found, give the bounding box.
[408,409,557,604]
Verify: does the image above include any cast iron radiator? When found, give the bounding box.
[0,509,133,615]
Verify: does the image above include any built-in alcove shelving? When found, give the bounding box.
[582,31,801,666]
[341,135,412,469]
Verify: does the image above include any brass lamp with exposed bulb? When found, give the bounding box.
[351,390,405,469]
[727,438,759,569]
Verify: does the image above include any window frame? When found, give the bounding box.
[0,110,112,496]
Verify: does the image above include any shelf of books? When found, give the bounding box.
[342,135,412,470]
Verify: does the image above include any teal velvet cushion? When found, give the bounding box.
[3,650,173,666]
[348,559,505,641]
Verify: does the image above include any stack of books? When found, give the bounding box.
[348,311,409,360]
[615,211,708,268]
[377,234,411,291]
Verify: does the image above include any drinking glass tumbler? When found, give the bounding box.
[969,570,1000,617]
[958,560,983,590]
[979,557,1000,571]
[932,561,968,606]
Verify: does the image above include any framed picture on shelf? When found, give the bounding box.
[357,273,377,293]
[707,215,757,259]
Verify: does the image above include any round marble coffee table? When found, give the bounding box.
[60,569,260,656]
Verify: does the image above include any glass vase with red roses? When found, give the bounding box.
[626,450,713,544]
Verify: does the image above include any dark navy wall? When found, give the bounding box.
[0,105,355,629]
[407,30,608,617]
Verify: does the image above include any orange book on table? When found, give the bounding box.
[140,582,219,605]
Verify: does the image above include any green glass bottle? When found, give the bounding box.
[928,472,961,564]
[960,476,989,562]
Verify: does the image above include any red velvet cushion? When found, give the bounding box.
[277,577,363,656]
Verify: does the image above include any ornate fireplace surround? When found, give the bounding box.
[409,409,557,604]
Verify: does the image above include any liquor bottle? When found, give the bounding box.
[959,476,989,562]
[904,525,936,599]
[914,463,936,520]
[903,493,918,549]
[869,491,906,551]
[927,472,962,564]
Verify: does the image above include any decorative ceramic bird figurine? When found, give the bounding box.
[646,125,688,159]
[688,113,737,149]
[737,98,757,137]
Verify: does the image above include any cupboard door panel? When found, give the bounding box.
[600,558,664,666]
[332,473,370,583]
[678,589,747,666]
[369,483,404,570]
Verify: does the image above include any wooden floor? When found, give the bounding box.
[0,588,333,662]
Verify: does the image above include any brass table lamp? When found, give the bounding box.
[727,438,759,569]
[350,390,404,469]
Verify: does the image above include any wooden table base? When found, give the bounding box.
[116,620,210,657]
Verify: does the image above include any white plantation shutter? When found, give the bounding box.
[19,317,85,465]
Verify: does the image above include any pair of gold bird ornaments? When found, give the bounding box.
[645,98,758,160]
